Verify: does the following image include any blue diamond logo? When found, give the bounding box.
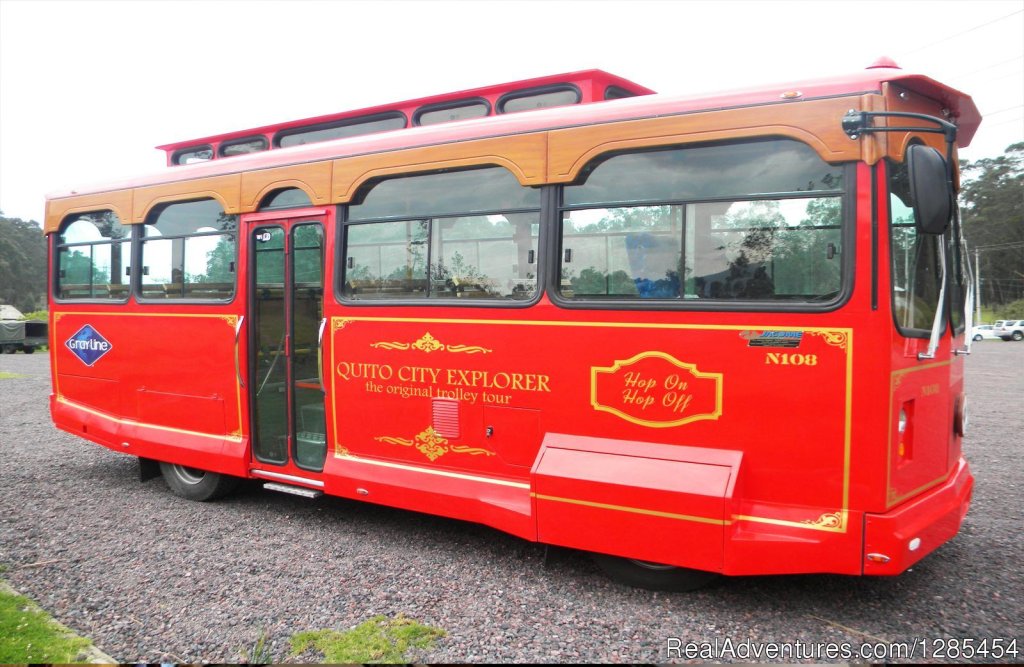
[65,324,113,367]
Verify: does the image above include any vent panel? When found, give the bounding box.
[432,398,460,438]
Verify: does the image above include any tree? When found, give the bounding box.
[960,142,1024,305]
[0,212,47,312]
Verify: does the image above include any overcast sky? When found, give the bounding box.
[1,0,1021,226]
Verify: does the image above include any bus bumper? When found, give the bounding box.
[862,456,973,575]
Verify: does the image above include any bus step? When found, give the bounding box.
[262,482,323,499]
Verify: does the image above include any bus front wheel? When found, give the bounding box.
[159,462,238,501]
[592,554,719,592]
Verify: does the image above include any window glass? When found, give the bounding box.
[141,199,237,300]
[174,147,213,165]
[260,188,313,211]
[343,169,540,301]
[565,139,844,207]
[889,159,942,333]
[561,199,841,300]
[254,227,285,285]
[220,137,268,157]
[277,115,405,148]
[948,230,966,333]
[345,215,540,300]
[345,220,429,298]
[350,167,539,221]
[500,88,580,114]
[293,224,324,285]
[56,211,130,300]
[558,140,845,303]
[562,206,682,297]
[416,101,489,126]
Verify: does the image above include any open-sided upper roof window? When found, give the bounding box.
[173,146,214,165]
[220,136,268,157]
[276,113,406,148]
[498,85,581,114]
[414,99,490,126]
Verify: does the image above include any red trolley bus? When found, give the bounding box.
[45,63,979,590]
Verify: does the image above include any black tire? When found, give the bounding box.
[159,462,238,501]
[2,344,15,354]
[1013,331,1023,342]
[22,346,35,354]
[592,554,719,592]
[972,334,983,342]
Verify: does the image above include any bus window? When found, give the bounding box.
[888,158,943,335]
[140,199,237,300]
[220,136,268,157]
[414,100,490,126]
[173,146,213,165]
[343,168,540,300]
[498,86,581,114]
[276,114,406,148]
[559,140,845,303]
[56,210,130,300]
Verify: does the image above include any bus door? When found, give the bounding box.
[249,215,328,478]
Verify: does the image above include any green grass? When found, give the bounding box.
[240,628,274,664]
[0,581,93,663]
[290,614,445,663]
[0,372,26,380]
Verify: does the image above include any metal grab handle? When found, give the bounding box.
[234,315,245,388]
[317,317,327,390]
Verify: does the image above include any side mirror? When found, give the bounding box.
[907,144,952,235]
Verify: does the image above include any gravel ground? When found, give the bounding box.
[1,343,1021,663]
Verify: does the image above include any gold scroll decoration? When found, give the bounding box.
[371,332,492,355]
[375,427,495,462]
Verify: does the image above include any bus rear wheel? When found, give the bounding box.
[159,462,238,501]
[592,554,719,592]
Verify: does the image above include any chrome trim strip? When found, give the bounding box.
[317,317,326,389]
[250,469,325,488]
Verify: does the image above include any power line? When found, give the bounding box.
[899,9,1024,56]
[974,241,1024,251]
[952,54,1024,79]
[982,115,1024,129]
[967,68,1024,86]
[982,105,1024,117]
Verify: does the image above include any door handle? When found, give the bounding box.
[317,317,327,390]
[234,315,245,388]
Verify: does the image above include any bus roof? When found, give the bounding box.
[49,60,980,202]
[155,69,656,166]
